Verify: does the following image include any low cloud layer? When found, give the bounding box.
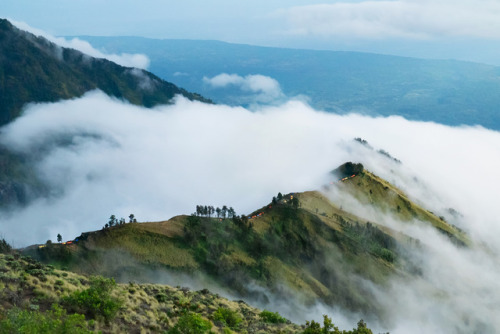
[2,90,500,248]
[1,91,500,332]
[10,19,150,69]
[203,73,284,104]
[279,0,500,40]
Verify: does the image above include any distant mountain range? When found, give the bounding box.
[78,36,500,130]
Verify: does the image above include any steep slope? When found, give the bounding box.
[78,36,500,130]
[23,163,461,320]
[0,18,212,208]
[328,163,469,246]
[0,19,211,127]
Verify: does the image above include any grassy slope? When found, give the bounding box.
[334,170,469,246]
[0,253,303,333]
[25,211,393,312]
[22,199,406,313]
[22,166,468,320]
[0,19,211,128]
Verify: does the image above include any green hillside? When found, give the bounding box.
[24,205,395,313]
[0,252,296,333]
[23,163,464,322]
[0,19,210,128]
[0,252,379,333]
[329,163,469,246]
[0,18,212,208]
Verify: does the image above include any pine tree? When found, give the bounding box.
[109,215,117,227]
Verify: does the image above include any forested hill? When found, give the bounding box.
[0,19,211,127]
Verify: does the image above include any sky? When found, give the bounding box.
[3,0,500,65]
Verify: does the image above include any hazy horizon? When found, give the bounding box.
[4,0,500,66]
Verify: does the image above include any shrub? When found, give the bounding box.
[168,312,212,334]
[0,238,12,254]
[63,276,122,323]
[260,309,287,324]
[155,293,168,303]
[0,304,91,334]
[302,315,375,334]
[378,248,395,263]
[212,307,242,330]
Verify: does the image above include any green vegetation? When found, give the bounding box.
[303,316,378,334]
[0,19,211,128]
[103,213,135,229]
[63,276,122,323]
[18,164,468,329]
[3,253,372,333]
[0,254,96,332]
[340,221,396,263]
[195,205,236,219]
[335,167,469,246]
[260,310,288,324]
[332,162,364,179]
[167,312,212,334]
[24,190,409,315]
[212,307,242,330]
[0,238,12,254]
[0,304,91,334]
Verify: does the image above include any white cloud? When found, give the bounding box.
[278,0,500,40]
[203,73,284,103]
[2,91,500,332]
[3,91,500,248]
[127,68,158,91]
[10,19,150,69]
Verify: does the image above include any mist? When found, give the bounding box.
[1,90,500,332]
[203,73,285,104]
[9,19,150,69]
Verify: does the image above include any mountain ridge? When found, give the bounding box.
[0,18,211,127]
[22,163,466,326]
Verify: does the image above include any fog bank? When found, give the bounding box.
[1,91,500,333]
